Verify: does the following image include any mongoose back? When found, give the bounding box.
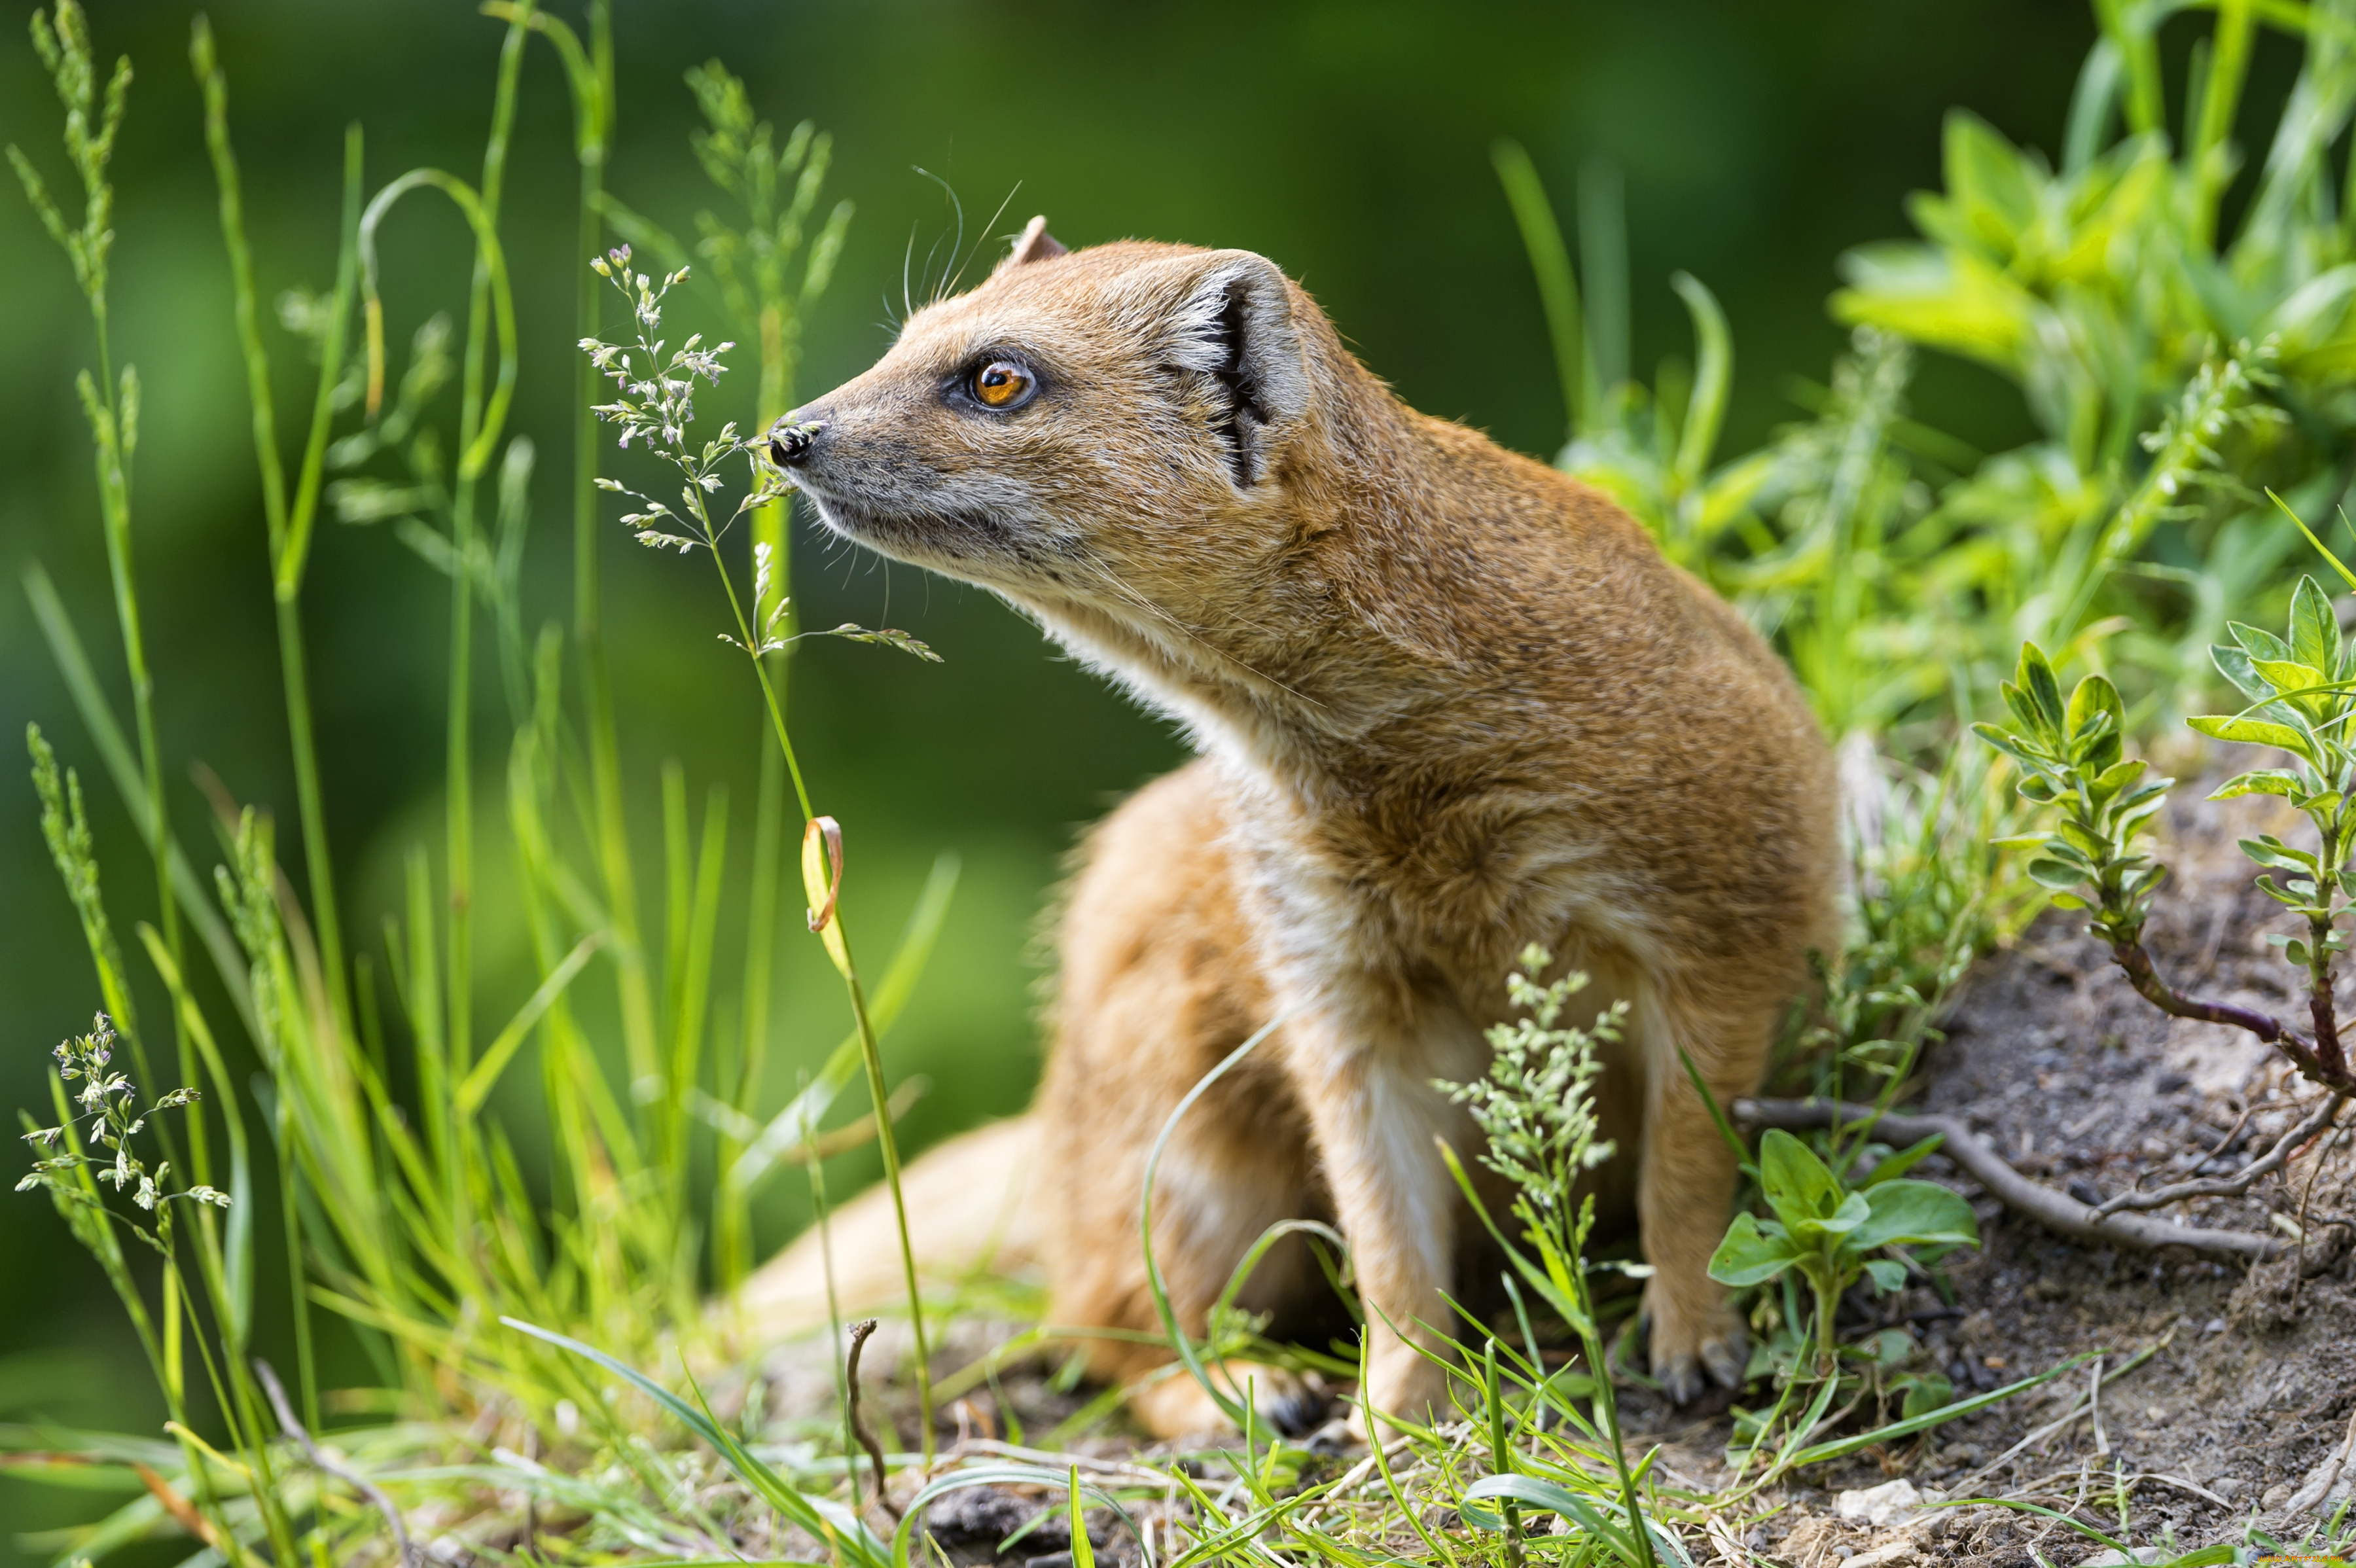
[740,217,1839,1436]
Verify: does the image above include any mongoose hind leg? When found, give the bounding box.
[1040,762,1340,1439]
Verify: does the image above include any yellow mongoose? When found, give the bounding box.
[740,217,1839,1437]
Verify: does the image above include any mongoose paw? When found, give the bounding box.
[1700,1330,1747,1391]
[1644,1302,1748,1406]
[1303,1416,1353,1455]
[1128,1361,1324,1440]
[1262,1377,1330,1437]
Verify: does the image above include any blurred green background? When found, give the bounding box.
[0,0,2154,1548]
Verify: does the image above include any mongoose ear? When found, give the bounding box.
[1162,253,1312,488]
[991,215,1069,278]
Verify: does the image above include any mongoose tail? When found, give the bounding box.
[736,1116,1044,1333]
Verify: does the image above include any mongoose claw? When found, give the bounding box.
[1700,1330,1748,1391]
[1644,1309,1747,1404]
[1654,1351,1707,1407]
[1263,1377,1330,1437]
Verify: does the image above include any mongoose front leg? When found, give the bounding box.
[1283,1007,1467,1435]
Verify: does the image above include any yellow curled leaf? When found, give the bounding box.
[802,815,849,976]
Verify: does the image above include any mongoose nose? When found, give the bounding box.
[763,418,826,468]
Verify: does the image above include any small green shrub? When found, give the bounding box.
[1977,558,2356,1100]
[1707,1129,1976,1371]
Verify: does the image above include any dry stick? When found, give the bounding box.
[2283,1404,2356,1518]
[2294,1120,2353,1306]
[1954,1339,2166,1492]
[846,1319,903,1521]
[253,1359,418,1568]
[1734,1099,2288,1260]
[2095,1092,2348,1215]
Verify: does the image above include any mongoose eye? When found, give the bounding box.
[970,360,1035,410]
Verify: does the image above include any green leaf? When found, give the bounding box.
[2186,713,2310,755]
[1862,1258,1908,1293]
[2241,835,2319,872]
[1971,721,2039,768]
[2290,575,2342,674]
[2255,873,2308,906]
[2209,768,2301,800]
[503,1319,890,1568]
[2065,675,2124,769]
[2026,857,2090,891]
[2228,620,2294,663]
[2251,657,2327,695]
[2086,757,2145,806]
[1863,1133,1946,1185]
[1067,1466,1096,1568]
[2016,642,2065,734]
[1781,1351,2099,1468]
[1757,1128,1842,1224]
[1851,1179,1980,1251]
[1708,1211,1802,1287]
[1789,1189,1872,1243]
[1460,1474,1649,1561]
[1898,1372,1954,1419]
[2211,643,2274,704]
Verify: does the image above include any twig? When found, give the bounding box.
[1733,1099,2288,1259]
[952,1439,1185,1489]
[2110,940,2352,1094]
[2094,1094,2346,1215]
[2190,1098,2253,1170]
[2294,1119,2352,1307]
[846,1319,904,1520]
[2088,1355,2108,1457]
[1952,1339,2166,1491]
[255,1359,418,1568]
[2139,1472,2234,1510]
[2281,1404,2356,1518]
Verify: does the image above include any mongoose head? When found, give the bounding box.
[767,219,1363,700]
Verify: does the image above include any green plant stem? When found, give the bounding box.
[194,18,358,1036]
[535,0,666,1216]
[1566,1234,1656,1568]
[1481,1339,1526,1568]
[445,5,531,1100]
[698,536,936,1461]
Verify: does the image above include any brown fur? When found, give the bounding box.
[740,223,1840,1436]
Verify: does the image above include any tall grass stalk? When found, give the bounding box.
[580,246,936,1459]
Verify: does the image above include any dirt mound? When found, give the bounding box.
[1715,780,2356,1565]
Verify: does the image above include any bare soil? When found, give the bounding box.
[1628,780,2356,1565]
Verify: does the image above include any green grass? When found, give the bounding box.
[11,1,2356,1565]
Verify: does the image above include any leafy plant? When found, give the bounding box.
[1432,948,1660,1567]
[1707,1128,1978,1370]
[1976,565,2356,1101]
